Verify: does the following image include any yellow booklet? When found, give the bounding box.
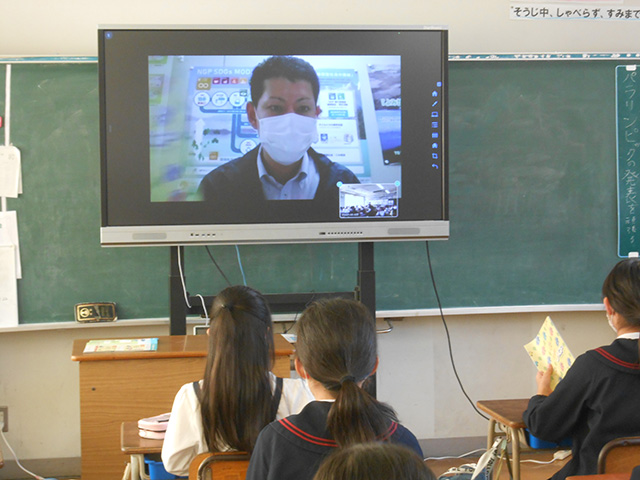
[524,316,574,390]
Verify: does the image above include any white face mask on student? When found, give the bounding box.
[607,314,617,333]
[258,112,319,166]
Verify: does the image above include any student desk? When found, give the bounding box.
[72,334,293,480]
[476,399,531,480]
[121,421,162,480]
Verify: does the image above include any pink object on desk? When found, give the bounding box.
[138,412,170,439]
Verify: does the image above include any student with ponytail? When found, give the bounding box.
[524,258,640,480]
[246,298,422,480]
[161,285,314,477]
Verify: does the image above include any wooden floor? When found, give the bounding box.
[1,449,570,480]
[426,449,571,480]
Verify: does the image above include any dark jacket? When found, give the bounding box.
[197,147,359,219]
[524,338,640,480]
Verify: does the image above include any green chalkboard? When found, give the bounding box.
[2,59,632,324]
[615,64,640,257]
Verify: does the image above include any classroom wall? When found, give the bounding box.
[0,310,614,478]
[2,0,640,56]
[0,0,637,477]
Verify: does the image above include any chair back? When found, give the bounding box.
[597,436,640,474]
[189,451,250,480]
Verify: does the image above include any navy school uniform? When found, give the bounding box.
[246,400,423,480]
[524,338,640,480]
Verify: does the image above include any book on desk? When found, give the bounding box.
[83,338,159,353]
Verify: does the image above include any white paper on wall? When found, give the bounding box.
[0,245,19,327]
[0,211,22,278]
[0,145,21,198]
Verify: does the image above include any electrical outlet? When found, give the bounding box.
[0,406,8,432]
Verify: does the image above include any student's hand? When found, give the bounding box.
[536,364,553,396]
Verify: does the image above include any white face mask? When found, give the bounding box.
[607,314,617,333]
[258,112,318,166]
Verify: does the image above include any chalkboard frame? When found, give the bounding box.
[1,54,635,325]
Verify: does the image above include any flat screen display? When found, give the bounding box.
[99,27,449,245]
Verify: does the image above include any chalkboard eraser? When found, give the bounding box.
[75,302,117,322]
[629,252,639,258]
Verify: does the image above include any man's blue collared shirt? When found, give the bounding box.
[257,147,320,200]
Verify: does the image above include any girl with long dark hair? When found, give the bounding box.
[161,285,314,476]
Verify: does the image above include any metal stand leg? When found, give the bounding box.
[127,454,151,480]
[508,428,521,480]
[122,462,131,480]
[485,421,519,480]
[487,418,497,449]
[130,455,140,480]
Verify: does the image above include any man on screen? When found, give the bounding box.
[197,55,359,205]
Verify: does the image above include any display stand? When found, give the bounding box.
[169,242,377,396]
[169,242,376,335]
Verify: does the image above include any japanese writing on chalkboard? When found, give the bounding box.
[511,5,640,20]
[616,66,640,257]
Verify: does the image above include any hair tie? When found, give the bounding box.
[339,375,356,386]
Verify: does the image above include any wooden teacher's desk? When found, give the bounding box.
[72,334,293,480]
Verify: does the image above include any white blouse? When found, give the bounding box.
[161,373,314,476]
